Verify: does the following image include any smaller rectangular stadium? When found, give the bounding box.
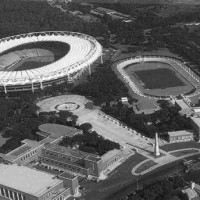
[123,60,195,97]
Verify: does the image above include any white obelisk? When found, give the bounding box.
[154,133,160,157]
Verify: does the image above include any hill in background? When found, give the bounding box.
[72,0,200,4]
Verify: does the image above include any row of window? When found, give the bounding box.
[170,135,193,141]
[0,187,25,200]
[41,157,85,174]
[52,189,71,200]
[103,156,121,169]
[20,150,37,162]
[44,150,77,162]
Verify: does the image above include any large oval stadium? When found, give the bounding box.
[0,31,102,93]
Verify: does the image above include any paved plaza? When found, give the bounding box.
[37,95,200,177]
[37,95,154,150]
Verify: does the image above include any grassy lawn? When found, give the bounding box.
[78,153,147,200]
[1,41,70,70]
[161,141,200,152]
[170,149,199,157]
[0,134,10,147]
[134,67,185,89]
[135,160,157,174]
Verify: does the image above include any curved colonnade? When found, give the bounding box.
[117,56,200,99]
[0,31,102,93]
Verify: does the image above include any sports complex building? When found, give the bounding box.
[0,123,123,179]
[0,164,71,200]
[117,55,200,99]
[0,31,102,93]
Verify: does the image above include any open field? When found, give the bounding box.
[73,0,200,4]
[135,160,157,174]
[134,67,185,89]
[14,59,52,71]
[161,141,200,152]
[0,41,70,71]
[0,134,10,147]
[170,149,199,157]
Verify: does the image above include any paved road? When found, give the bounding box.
[105,154,200,200]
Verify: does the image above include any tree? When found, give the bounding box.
[80,123,93,132]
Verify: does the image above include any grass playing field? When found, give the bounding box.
[0,41,70,71]
[134,68,185,89]
[15,60,52,71]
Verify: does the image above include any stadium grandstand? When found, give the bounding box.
[0,31,102,93]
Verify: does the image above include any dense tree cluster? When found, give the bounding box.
[145,25,200,76]
[128,175,188,200]
[99,3,200,49]
[0,96,46,153]
[72,61,129,105]
[0,0,108,39]
[102,101,192,138]
[0,89,80,153]
[59,123,120,156]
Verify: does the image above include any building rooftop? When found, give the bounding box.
[38,123,82,139]
[182,187,199,200]
[59,172,76,180]
[191,117,200,127]
[85,155,101,162]
[168,130,194,137]
[0,164,62,197]
[176,99,190,110]
[35,165,62,176]
[3,139,42,162]
[101,149,121,163]
[193,107,200,113]
[44,143,92,159]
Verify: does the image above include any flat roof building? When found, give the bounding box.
[0,164,71,200]
[190,117,200,141]
[168,130,194,143]
[101,149,123,171]
[175,99,191,110]
[0,139,44,165]
[39,143,123,178]
[43,143,91,160]
[0,124,83,166]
